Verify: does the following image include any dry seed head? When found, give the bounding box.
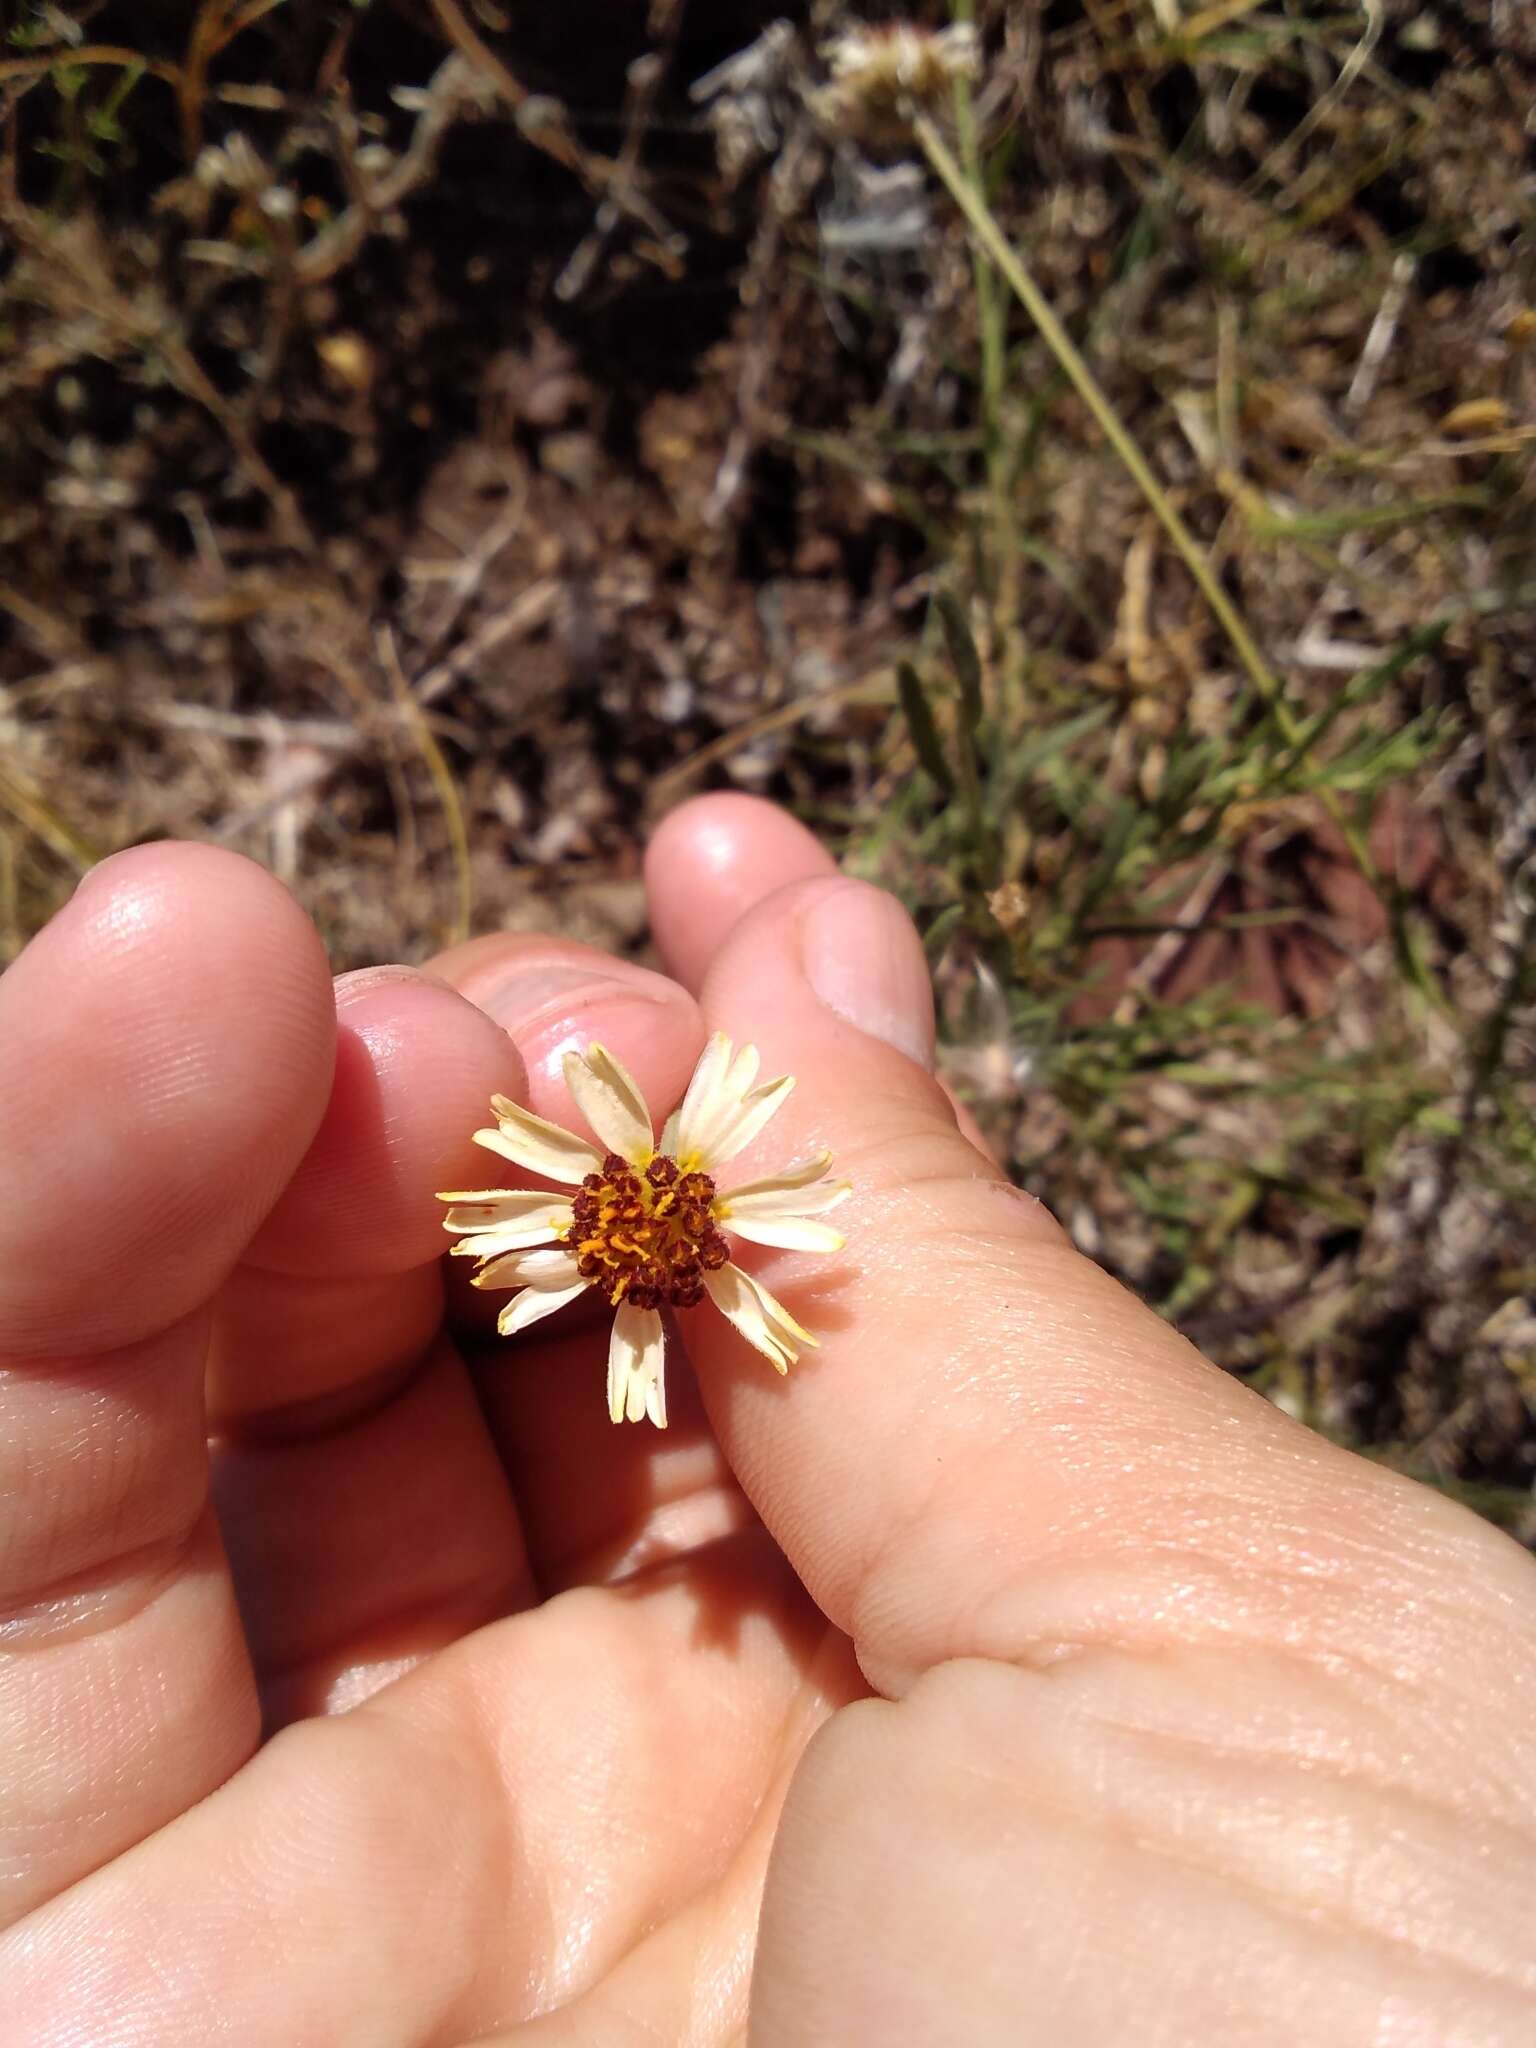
[813,22,980,144]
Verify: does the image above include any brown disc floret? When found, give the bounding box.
[563,1150,732,1310]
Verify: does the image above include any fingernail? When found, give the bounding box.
[801,881,935,1069]
[480,962,667,1025]
[333,965,429,1005]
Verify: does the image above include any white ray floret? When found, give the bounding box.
[608,1304,667,1428]
[473,1095,604,1185]
[471,1246,582,1292]
[440,1190,574,1260]
[701,1262,817,1377]
[562,1043,654,1166]
[496,1278,591,1338]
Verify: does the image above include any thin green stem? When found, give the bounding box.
[914,113,1281,721]
[915,111,1385,888]
[948,4,1017,681]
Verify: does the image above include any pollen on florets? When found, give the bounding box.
[563,1150,732,1311]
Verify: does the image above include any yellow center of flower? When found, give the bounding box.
[563,1152,731,1311]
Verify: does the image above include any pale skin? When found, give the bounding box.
[1,793,1534,2045]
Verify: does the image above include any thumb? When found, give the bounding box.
[679,874,1517,1699]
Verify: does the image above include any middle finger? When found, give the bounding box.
[209,967,535,1726]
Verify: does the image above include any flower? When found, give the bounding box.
[438,1035,849,1429]
[812,22,980,144]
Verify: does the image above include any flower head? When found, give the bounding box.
[439,1035,849,1429]
[813,22,980,144]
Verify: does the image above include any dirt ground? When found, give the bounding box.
[3,2,1536,1528]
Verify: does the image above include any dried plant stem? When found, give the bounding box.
[948,7,1017,681]
[4,206,312,549]
[424,0,679,265]
[653,670,896,799]
[914,112,1283,725]
[180,0,290,161]
[1176,0,1273,43]
[914,113,1386,892]
[379,630,473,947]
[0,759,99,870]
[0,46,181,90]
[294,55,490,286]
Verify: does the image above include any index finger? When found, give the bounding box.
[0,844,335,1924]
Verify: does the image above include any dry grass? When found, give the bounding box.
[2,0,1534,1524]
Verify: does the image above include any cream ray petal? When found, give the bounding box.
[563,1042,654,1165]
[687,1041,765,1164]
[472,1247,582,1292]
[473,1105,603,1185]
[715,1151,833,1201]
[438,1192,575,1235]
[743,1264,818,1352]
[695,1073,795,1170]
[492,1097,610,1173]
[671,1031,734,1165]
[702,1263,790,1373]
[466,1209,573,1251]
[496,1279,588,1337]
[716,1173,851,1221]
[702,1260,817,1373]
[645,1373,667,1429]
[724,1040,761,1100]
[607,1303,667,1427]
[719,1213,846,1253]
[448,1222,566,1259]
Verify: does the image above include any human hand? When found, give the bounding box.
[2,793,1534,2044]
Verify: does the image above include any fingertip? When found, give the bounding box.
[241,969,528,1278]
[705,871,996,1164]
[67,846,336,1067]
[73,839,321,949]
[645,795,837,991]
[0,841,336,1353]
[429,936,705,1135]
[701,873,939,1086]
